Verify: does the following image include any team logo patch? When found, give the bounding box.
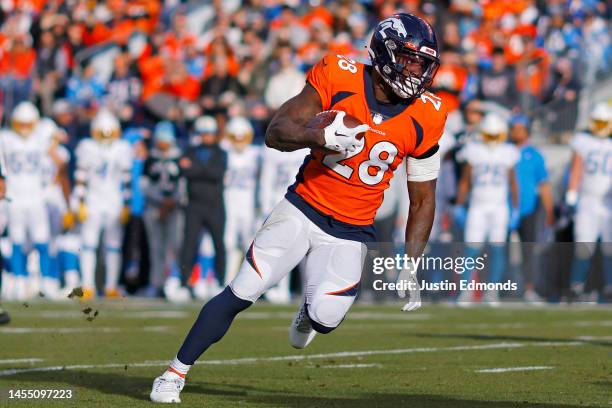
[379,17,408,39]
[420,46,437,57]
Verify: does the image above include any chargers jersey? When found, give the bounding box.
[457,141,519,206]
[291,53,447,225]
[75,138,133,210]
[570,132,612,201]
[0,128,53,204]
[260,147,309,215]
[223,144,261,195]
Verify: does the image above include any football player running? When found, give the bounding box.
[151,13,446,403]
[71,109,133,300]
[454,113,519,306]
[565,102,612,301]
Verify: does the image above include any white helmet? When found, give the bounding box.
[11,101,40,137]
[226,116,254,146]
[193,116,218,134]
[589,102,612,138]
[91,109,121,143]
[480,112,508,143]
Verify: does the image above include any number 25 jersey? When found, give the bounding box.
[290,54,448,226]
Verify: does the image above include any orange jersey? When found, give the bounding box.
[291,54,447,226]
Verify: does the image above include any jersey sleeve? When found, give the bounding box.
[306,54,334,110]
[55,145,70,164]
[119,142,134,170]
[455,142,473,163]
[533,149,549,184]
[75,140,93,169]
[569,133,589,157]
[410,96,448,158]
[506,145,520,167]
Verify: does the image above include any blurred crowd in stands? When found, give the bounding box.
[0,0,609,303]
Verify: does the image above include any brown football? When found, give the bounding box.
[305,110,366,139]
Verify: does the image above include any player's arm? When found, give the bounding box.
[265,83,327,152]
[508,168,518,208]
[539,182,555,226]
[405,179,437,259]
[565,152,583,206]
[71,154,89,222]
[0,173,5,200]
[397,146,441,312]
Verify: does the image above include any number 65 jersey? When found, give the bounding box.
[289,53,447,226]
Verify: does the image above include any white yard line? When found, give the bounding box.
[0,341,585,377]
[576,336,612,341]
[238,312,431,321]
[319,364,381,369]
[0,326,169,334]
[0,359,43,365]
[476,366,553,373]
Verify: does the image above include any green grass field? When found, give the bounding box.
[0,299,610,407]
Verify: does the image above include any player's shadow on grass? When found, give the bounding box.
[4,370,588,407]
[410,332,612,347]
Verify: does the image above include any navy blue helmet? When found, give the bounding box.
[368,13,440,100]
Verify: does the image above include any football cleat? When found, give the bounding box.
[192,280,209,301]
[164,278,191,304]
[13,276,29,301]
[289,302,316,349]
[104,288,122,299]
[456,289,474,308]
[482,290,500,307]
[150,371,185,403]
[41,278,61,300]
[81,287,97,301]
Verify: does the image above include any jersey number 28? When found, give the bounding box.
[323,141,398,185]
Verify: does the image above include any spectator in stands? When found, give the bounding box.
[201,54,244,115]
[106,53,143,125]
[543,57,581,138]
[510,113,555,302]
[36,29,69,116]
[0,34,36,116]
[264,43,305,111]
[477,47,518,112]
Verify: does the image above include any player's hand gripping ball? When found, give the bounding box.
[306,110,369,154]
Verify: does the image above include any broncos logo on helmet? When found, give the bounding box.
[378,17,408,39]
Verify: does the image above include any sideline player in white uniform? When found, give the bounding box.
[259,145,308,303]
[455,112,519,305]
[222,117,261,283]
[565,102,612,299]
[72,109,133,299]
[0,102,54,300]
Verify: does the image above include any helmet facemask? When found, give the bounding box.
[374,39,439,100]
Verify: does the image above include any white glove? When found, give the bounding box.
[396,260,422,312]
[323,111,369,153]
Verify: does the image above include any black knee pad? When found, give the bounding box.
[306,303,339,334]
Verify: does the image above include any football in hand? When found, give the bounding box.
[305,110,367,140]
